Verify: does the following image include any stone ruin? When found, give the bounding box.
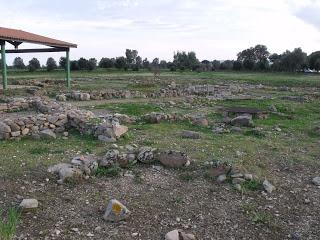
[0,97,128,141]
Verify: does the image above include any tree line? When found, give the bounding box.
[6,46,320,72]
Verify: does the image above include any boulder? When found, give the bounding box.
[165,229,197,240]
[40,129,56,139]
[19,199,38,210]
[263,179,275,193]
[137,147,157,164]
[181,130,201,139]
[48,163,83,184]
[103,199,130,222]
[230,115,253,127]
[158,150,189,168]
[191,117,208,127]
[99,149,120,167]
[312,177,320,186]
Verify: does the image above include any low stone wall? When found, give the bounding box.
[0,97,128,141]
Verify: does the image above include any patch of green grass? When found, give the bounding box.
[95,166,122,177]
[244,129,266,138]
[179,173,195,182]
[94,102,162,116]
[29,146,50,155]
[241,179,263,191]
[0,208,20,240]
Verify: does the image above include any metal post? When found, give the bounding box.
[66,49,71,89]
[1,41,7,90]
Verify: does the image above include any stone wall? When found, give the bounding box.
[0,97,128,141]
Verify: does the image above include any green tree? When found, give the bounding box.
[70,60,79,70]
[78,57,88,70]
[59,57,67,70]
[280,48,307,72]
[99,58,114,68]
[115,56,127,69]
[46,57,57,71]
[87,58,97,71]
[125,49,138,65]
[142,58,150,69]
[308,51,320,71]
[28,58,41,72]
[13,57,25,69]
[160,60,167,69]
[212,60,220,70]
[233,61,242,71]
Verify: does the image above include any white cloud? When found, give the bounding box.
[0,0,319,65]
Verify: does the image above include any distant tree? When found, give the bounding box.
[78,57,88,70]
[134,56,142,70]
[233,61,242,71]
[280,48,307,72]
[28,58,41,72]
[152,58,159,66]
[99,58,114,68]
[160,60,167,69]
[115,56,127,69]
[220,60,233,70]
[13,57,25,69]
[87,58,97,71]
[70,60,79,70]
[167,62,176,71]
[125,49,138,65]
[59,57,67,70]
[237,44,270,71]
[308,51,320,71]
[200,60,212,71]
[212,60,220,70]
[173,51,199,70]
[142,58,150,69]
[46,57,57,71]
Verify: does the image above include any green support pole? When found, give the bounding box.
[66,49,71,89]
[1,41,7,90]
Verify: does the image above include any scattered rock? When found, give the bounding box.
[216,174,227,183]
[40,129,56,140]
[263,179,275,193]
[312,177,320,186]
[192,117,208,127]
[103,199,130,222]
[158,150,190,168]
[165,229,197,240]
[181,130,201,139]
[230,115,254,127]
[244,174,253,181]
[137,147,157,164]
[19,199,38,210]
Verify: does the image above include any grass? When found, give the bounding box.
[0,208,20,240]
[95,166,122,177]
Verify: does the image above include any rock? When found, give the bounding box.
[231,173,243,178]
[165,229,197,240]
[234,184,242,191]
[113,125,128,138]
[19,199,38,210]
[192,117,208,127]
[312,177,320,186]
[244,174,253,181]
[103,199,130,222]
[230,126,242,133]
[0,122,11,133]
[56,94,67,102]
[232,178,245,184]
[99,149,120,167]
[158,150,189,168]
[98,135,116,142]
[268,105,277,112]
[181,130,201,139]
[11,131,21,137]
[48,163,83,184]
[263,179,275,193]
[137,147,157,164]
[230,115,254,127]
[217,174,227,183]
[40,129,56,139]
[208,164,231,178]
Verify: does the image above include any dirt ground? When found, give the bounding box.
[1,160,319,240]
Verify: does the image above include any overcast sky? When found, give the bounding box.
[1,0,320,64]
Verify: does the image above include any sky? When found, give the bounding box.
[1,0,320,65]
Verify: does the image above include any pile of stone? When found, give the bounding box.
[0,97,128,141]
[0,97,32,112]
[48,145,190,183]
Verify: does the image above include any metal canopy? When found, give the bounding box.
[0,27,77,90]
